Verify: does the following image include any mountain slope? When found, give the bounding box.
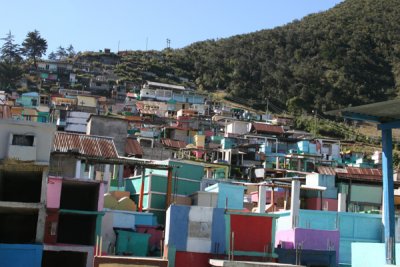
[117,0,400,113]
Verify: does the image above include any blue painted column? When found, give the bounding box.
[382,128,396,265]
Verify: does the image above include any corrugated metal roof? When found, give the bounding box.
[53,131,119,159]
[317,166,337,176]
[161,138,187,149]
[125,138,143,156]
[252,123,284,134]
[346,167,382,176]
[336,167,383,183]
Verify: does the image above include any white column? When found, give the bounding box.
[257,184,266,213]
[290,178,301,228]
[75,160,81,178]
[88,164,95,180]
[118,165,124,188]
[338,192,347,212]
[103,164,111,182]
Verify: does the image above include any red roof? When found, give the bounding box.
[125,138,143,156]
[53,132,119,159]
[252,123,284,134]
[161,138,187,149]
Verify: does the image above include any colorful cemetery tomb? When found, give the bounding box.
[101,209,158,255]
[125,160,204,224]
[205,183,245,210]
[275,228,339,265]
[226,212,278,260]
[274,209,386,265]
[115,230,151,256]
[165,205,279,267]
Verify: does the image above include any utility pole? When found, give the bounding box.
[166,38,171,49]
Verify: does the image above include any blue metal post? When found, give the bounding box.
[382,128,396,265]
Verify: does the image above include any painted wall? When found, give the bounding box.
[275,228,339,264]
[351,242,400,267]
[205,183,245,210]
[306,198,338,211]
[0,244,43,267]
[274,209,386,265]
[174,251,213,267]
[47,177,62,209]
[165,205,226,254]
[226,213,276,257]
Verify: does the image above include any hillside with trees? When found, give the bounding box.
[115,0,400,114]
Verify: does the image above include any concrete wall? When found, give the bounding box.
[351,242,400,267]
[0,120,56,164]
[87,116,127,155]
[49,154,77,178]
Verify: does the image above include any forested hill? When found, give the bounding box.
[117,0,400,113]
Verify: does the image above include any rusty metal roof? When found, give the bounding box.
[125,138,143,156]
[317,166,337,176]
[161,138,187,149]
[53,131,119,159]
[252,123,284,134]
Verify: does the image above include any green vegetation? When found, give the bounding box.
[114,0,400,113]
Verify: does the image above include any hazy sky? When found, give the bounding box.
[0,0,343,55]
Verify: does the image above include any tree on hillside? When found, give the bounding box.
[0,31,22,63]
[48,51,57,60]
[0,62,23,91]
[21,30,47,68]
[56,46,67,60]
[66,44,75,58]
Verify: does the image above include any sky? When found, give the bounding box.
[0,0,343,56]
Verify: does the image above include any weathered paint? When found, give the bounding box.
[98,183,105,211]
[275,228,340,264]
[211,208,226,254]
[136,225,163,256]
[174,251,213,267]
[47,177,62,209]
[382,127,396,264]
[306,198,338,211]
[44,209,59,244]
[165,205,190,251]
[0,244,43,267]
[187,206,213,253]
